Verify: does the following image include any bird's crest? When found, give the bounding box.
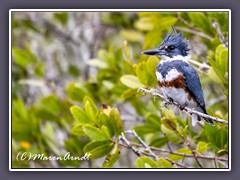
[160,27,191,55]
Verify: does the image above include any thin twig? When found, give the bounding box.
[212,21,228,48]
[44,20,80,46]
[177,14,199,31]
[137,88,228,125]
[119,132,141,157]
[118,142,190,168]
[166,122,203,168]
[129,141,228,162]
[125,130,158,160]
[213,154,218,168]
[164,157,189,168]
[175,26,213,40]
[187,59,210,70]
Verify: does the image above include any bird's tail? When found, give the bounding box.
[203,117,215,126]
[191,114,215,126]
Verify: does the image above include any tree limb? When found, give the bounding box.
[212,21,228,48]
[137,88,228,125]
[125,130,158,160]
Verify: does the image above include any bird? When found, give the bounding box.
[141,28,214,126]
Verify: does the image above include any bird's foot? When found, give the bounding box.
[161,97,174,109]
[178,102,188,111]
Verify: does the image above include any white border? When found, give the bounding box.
[9,9,231,171]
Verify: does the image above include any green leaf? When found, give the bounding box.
[86,59,108,68]
[84,142,114,159]
[67,83,89,102]
[188,12,212,33]
[42,123,60,155]
[34,95,65,122]
[22,19,39,32]
[34,63,44,77]
[70,106,91,124]
[54,12,68,26]
[136,62,149,86]
[71,124,86,136]
[68,65,80,77]
[169,148,192,161]
[162,108,176,120]
[204,123,228,152]
[84,141,109,153]
[102,147,120,168]
[145,56,159,86]
[149,137,168,148]
[98,111,114,137]
[38,95,64,115]
[215,45,228,75]
[82,125,110,141]
[134,17,154,31]
[123,41,131,61]
[83,96,98,123]
[208,67,222,84]
[134,125,159,137]
[120,30,143,42]
[146,113,161,128]
[12,98,28,121]
[161,122,182,144]
[197,141,208,154]
[12,47,35,68]
[123,61,135,74]
[121,88,143,99]
[120,75,145,88]
[136,156,158,168]
[109,108,124,136]
[156,157,172,168]
[101,125,111,139]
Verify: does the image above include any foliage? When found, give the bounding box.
[12,11,229,168]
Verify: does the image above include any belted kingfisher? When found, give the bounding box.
[142,30,214,126]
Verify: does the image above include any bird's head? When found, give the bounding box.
[142,31,190,61]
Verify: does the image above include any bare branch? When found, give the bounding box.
[177,14,199,31]
[187,59,210,71]
[128,141,228,162]
[125,130,158,160]
[166,122,203,168]
[164,157,190,168]
[119,132,141,157]
[175,26,213,40]
[137,88,228,125]
[212,21,228,48]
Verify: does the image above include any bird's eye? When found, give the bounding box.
[168,45,175,50]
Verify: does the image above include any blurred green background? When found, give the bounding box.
[11,11,229,168]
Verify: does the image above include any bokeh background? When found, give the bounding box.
[11,11,229,168]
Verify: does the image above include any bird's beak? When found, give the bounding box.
[141,48,164,56]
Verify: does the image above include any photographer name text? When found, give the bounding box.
[16,152,92,161]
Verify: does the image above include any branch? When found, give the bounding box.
[118,130,228,168]
[137,88,228,125]
[175,26,213,40]
[177,14,199,31]
[119,132,141,157]
[119,131,191,168]
[125,130,158,160]
[123,140,228,162]
[166,121,203,168]
[187,59,210,71]
[212,21,228,48]
[43,20,80,46]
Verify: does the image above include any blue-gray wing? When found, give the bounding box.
[174,61,206,112]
